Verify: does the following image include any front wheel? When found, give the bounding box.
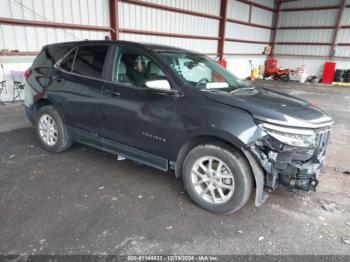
[280,74,289,82]
[182,144,253,214]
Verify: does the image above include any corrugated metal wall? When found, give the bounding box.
[338,0,350,57]
[118,0,220,54]
[1,0,349,86]
[117,0,274,78]
[225,0,274,78]
[0,0,110,102]
[280,0,339,9]
[0,0,275,59]
[5,0,350,101]
[226,0,273,53]
[274,0,350,75]
[0,0,110,51]
[0,0,276,102]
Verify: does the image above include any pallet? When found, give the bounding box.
[332,82,350,86]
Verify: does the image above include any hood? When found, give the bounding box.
[203,87,333,129]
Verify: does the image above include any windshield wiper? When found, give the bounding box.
[230,85,255,94]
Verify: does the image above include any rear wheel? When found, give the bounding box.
[280,74,289,82]
[35,105,72,152]
[182,144,252,214]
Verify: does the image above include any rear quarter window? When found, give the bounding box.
[33,45,71,68]
[59,48,77,72]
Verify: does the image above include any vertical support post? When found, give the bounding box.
[248,4,252,23]
[217,0,228,61]
[109,0,119,40]
[270,0,281,57]
[330,0,346,58]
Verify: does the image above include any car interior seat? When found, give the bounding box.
[146,61,166,81]
[115,61,130,83]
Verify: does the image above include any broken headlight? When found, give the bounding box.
[258,122,316,148]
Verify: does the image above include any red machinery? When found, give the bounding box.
[217,59,227,68]
[265,58,291,82]
[322,62,336,84]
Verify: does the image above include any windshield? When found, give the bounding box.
[158,51,251,92]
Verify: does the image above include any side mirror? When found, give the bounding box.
[145,80,171,91]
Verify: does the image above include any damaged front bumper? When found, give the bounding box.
[248,123,331,193]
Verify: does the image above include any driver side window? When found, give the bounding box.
[112,47,166,88]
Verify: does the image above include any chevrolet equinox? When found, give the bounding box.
[24,41,333,214]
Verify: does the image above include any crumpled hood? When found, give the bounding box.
[203,87,333,128]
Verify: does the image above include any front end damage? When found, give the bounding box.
[248,122,331,195]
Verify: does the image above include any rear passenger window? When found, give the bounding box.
[59,45,108,78]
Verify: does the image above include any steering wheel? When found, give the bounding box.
[195,78,210,88]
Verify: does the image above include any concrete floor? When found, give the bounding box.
[0,81,350,255]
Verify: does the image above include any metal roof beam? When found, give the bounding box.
[109,0,119,40]
[330,0,346,58]
[217,0,228,60]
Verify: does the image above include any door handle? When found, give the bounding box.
[53,75,64,82]
[105,88,121,97]
[106,89,120,97]
[111,90,121,97]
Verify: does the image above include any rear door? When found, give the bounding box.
[54,44,111,143]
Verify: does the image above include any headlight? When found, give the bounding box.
[258,122,316,148]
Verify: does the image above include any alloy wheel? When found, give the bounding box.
[38,114,58,146]
[191,156,235,204]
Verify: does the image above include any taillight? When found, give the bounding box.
[24,69,32,81]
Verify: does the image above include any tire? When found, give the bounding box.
[182,143,253,214]
[280,74,289,82]
[35,105,72,153]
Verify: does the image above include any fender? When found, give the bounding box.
[241,147,269,207]
[173,128,250,178]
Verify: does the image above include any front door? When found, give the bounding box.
[102,45,178,163]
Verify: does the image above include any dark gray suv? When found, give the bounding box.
[24,40,333,214]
